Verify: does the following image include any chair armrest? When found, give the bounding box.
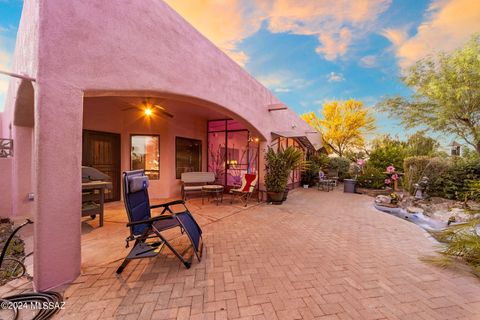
[150,200,185,209]
[127,215,173,227]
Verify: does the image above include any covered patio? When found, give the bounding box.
[4,189,480,319]
[1,0,321,291]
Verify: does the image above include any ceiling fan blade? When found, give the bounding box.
[121,106,140,111]
[159,110,174,118]
[153,104,173,118]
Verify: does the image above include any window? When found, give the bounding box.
[131,135,160,179]
[176,137,202,179]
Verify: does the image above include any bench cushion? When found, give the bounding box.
[184,186,203,191]
[181,172,215,184]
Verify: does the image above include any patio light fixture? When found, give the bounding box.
[144,107,153,117]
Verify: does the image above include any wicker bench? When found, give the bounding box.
[181,172,216,200]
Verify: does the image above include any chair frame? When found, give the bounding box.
[318,171,335,192]
[230,173,258,207]
[117,170,203,274]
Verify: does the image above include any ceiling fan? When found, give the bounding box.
[121,98,174,118]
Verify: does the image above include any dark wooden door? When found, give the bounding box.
[82,130,121,202]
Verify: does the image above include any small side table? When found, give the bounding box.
[202,185,224,205]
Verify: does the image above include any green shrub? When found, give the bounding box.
[368,135,408,170]
[264,148,289,193]
[309,153,330,169]
[403,156,480,200]
[357,165,385,189]
[403,156,450,194]
[301,153,329,186]
[301,162,320,186]
[328,157,351,180]
[435,158,480,201]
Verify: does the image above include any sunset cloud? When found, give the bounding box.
[164,0,262,66]
[383,0,480,69]
[264,0,392,61]
[165,0,392,63]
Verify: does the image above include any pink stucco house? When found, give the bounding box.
[0,0,321,291]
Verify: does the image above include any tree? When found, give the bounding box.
[377,34,480,154]
[368,135,408,170]
[301,99,376,157]
[406,131,440,157]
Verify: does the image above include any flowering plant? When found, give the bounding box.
[386,165,395,173]
[390,192,399,204]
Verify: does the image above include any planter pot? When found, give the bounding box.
[282,188,290,201]
[343,179,357,193]
[303,184,309,189]
[267,191,284,203]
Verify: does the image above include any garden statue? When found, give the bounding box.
[413,176,429,200]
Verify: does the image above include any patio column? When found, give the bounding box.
[33,80,83,291]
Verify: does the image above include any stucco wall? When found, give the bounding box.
[0,0,320,290]
[36,0,316,141]
[0,158,13,217]
[83,98,209,199]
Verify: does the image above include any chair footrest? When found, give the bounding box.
[127,242,165,259]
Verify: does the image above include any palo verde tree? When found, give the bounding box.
[301,99,376,157]
[378,34,480,154]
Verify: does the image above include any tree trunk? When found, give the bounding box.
[476,142,480,154]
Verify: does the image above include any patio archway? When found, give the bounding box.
[12,79,35,217]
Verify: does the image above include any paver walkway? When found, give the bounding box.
[51,189,480,318]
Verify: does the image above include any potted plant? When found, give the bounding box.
[264,148,289,203]
[281,146,308,200]
[301,162,319,188]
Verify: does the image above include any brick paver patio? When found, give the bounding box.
[7,188,480,319]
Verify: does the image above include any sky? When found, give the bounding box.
[1,0,480,145]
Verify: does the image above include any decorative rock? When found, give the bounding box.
[375,195,391,204]
[407,206,424,214]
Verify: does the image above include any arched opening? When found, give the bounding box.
[80,91,265,268]
[11,80,35,217]
[13,80,35,127]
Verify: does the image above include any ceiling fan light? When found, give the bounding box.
[144,108,153,117]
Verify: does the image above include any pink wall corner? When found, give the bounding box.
[33,81,83,291]
[12,126,34,217]
[0,158,13,217]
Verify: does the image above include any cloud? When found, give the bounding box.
[165,0,392,64]
[359,55,378,68]
[255,70,311,92]
[327,72,345,82]
[383,0,480,68]
[380,27,409,47]
[164,0,262,66]
[316,28,352,61]
[0,38,12,112]
[265,0,392,61]
[274,87,290,93]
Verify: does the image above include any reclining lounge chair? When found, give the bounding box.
[116,170,203,274]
